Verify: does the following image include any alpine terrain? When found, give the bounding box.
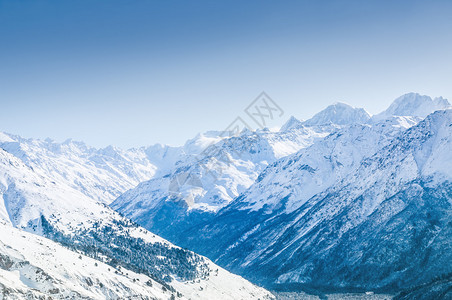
[1,92,451,298]
[112,93,452,296]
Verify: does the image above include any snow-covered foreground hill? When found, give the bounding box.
[0,147,273,299]
[0,221,273,300]
[0,220,175,299]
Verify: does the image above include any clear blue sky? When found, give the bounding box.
[1,0,451,148]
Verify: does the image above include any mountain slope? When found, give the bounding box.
[0,221,176,299]
[229,116,417,214]
[0,221,274,300]
[394,273,452,300]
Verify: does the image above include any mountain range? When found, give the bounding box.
[112,93,452,295]
[1,92,451,298]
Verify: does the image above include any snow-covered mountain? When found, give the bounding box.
[0,146,273,299]
[111,102,371,237]
[279,116,304,131]
[109,100,390,246]
[112,93,452,294]
[302,102,371,126]
[228,116,418,214]
[0,130,238,206]
[0,133,162,204]
[374,92,451,120]
[167,106,452,293]
[111,123,338,242]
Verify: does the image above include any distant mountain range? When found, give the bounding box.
[1,92,451,298]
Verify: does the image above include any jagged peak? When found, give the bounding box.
[433,96,450,107]
[375,93,451,120]
[61,138,88,147]
[0,131,15,143]
[302,102,371,126]
[280,116,304,131]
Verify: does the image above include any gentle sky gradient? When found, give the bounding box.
[1,0,451,148]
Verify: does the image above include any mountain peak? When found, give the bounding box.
[303,102,371,126]
[280,116,304,131]
[376,93,451,120]
[0,132,15,143]
[433,96,450,107]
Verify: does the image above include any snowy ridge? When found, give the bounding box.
[302,102,371,126]
[113,124,336,214]
[113,127,333,212]
[0,131,229,205]
[280,116,304,131]
[0,134,160,204]
[374,92,451,120]
[234,115,419,213]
